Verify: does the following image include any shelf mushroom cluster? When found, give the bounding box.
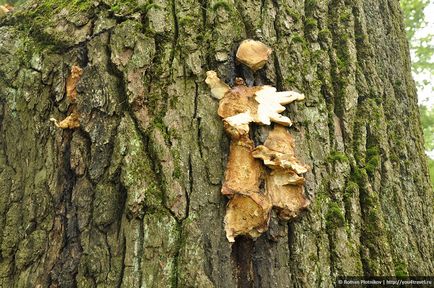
[205,40,310,242]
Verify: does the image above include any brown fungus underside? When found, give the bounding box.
[206,40,310,242]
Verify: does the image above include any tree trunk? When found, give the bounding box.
[0,0,432,287]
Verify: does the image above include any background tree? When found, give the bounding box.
[400,0,433,75]
[0,0,433,287]
[420,105,434,183]
[400,0,434,186]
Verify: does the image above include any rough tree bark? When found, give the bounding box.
[0,0,432,287]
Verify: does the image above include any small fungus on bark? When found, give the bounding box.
[224,193,272,242]
[66,65,83,102]
[50,112,80,129]
[50,65,83,129]
[205,70,230,100]
[236,39,272,71]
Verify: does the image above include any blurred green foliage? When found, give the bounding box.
[400,0,434,187]
[400,0,434,74]
[420,106,434,151]
[420,106,434,185]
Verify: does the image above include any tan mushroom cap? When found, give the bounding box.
[224,193,272,242]
[50,112,80,129]
[205,70,230,100]
[236,39,272,71]
[66,65,83,102]
[217,84,259,119]
[252,125,309,174]
[263,124,296,153]
[221,137,263,197]
[266,170,310,220]
[252,146,308,174]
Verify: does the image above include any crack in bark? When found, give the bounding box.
[287,222,296,288]
[169,0,180,75]
[231,236,254,288]
[116,233,127,288]
[193,81,203,159]
[272,54,284,92]
[233,0,254,38]
[199,0,208,29]
[49,131,82,288]
[133,219,144,286]
[270,0,280,42]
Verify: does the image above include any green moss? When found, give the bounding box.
[326,202,345,228]
[366,146,381,175]
[16,0,93,22]
[116,116,163,212]
[355,33,367,44]
[7,0,91,51]
[284,74,297,86]
[291,33,305,44]
[339,10,352,22]
[10,0,151,51]
[109,0,141,14]
[314,190,327,206]
[367,207,379,223]
[305,17,318,29]
[172,167,182,179]
[305,0,317,9]
[153,117,171,144]
[394,261,409,277]
[15,230,47,270]
[327,151,349,163]
[351,166,367,184]
[142,3,162,13]
[337,56,348,71]
[178,15,194,27]
[366,146,380,158]
[212,1,233,12]
[285,7,301,22]
[318,29,331,42]
[344,181,359,199]
[171,149,183,180]
[365,155,380,174]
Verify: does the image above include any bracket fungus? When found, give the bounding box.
[50,65,83,129]
[205,40,310,242]
[205,72,305,138]
[236,39,272,71]
[205,70,230,100]
[221,137,262,197]
[257,126,310,220]
[66,65,83,102]
[224,193,272,242]
[252,125,309,174]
